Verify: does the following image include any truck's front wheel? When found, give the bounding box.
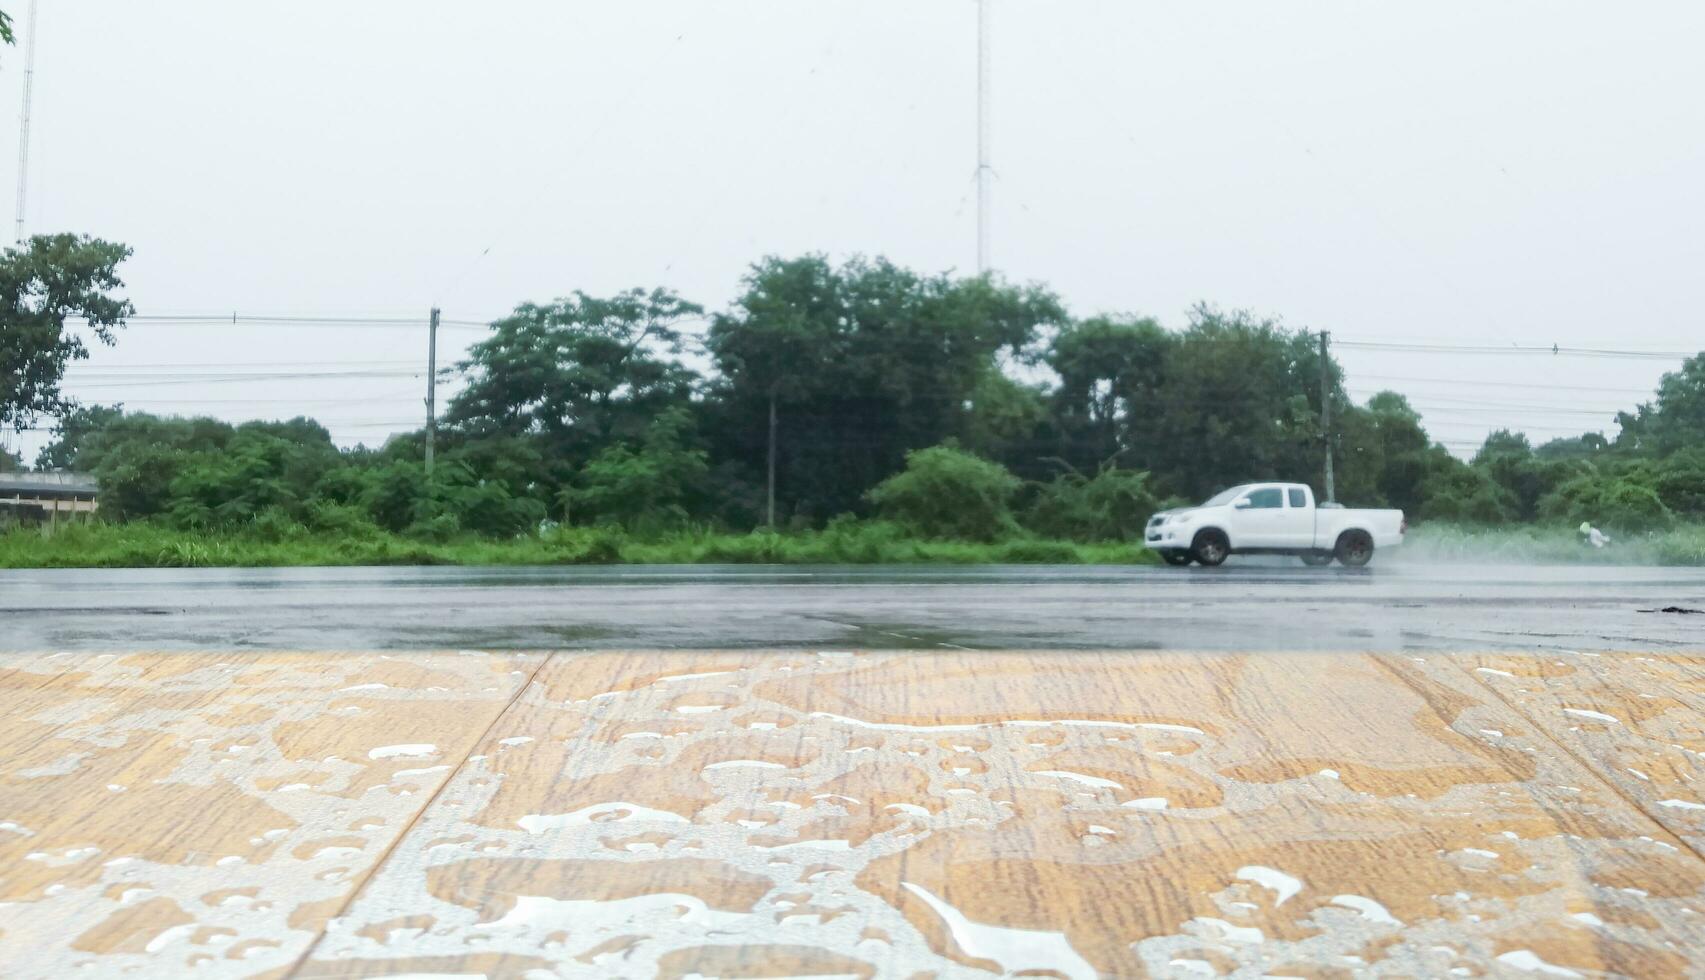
[1191,530,1230,567]
[1335,530,1374,567]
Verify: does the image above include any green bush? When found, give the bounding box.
[94,441,188,522]
[1400,522,1705,565]
[818,516,910,563]
[566,408,707,533]
[1417,464,1517,524]
[405,512,463,542]
[1024,466,1160,542]
[154,540,239,567]
[866,444,1020,541]
[995,538,1080,563]
[1538,474,1672,531]
[305,501,384,539]
[1652,450,1705,518]
[696,531,786,564]
[429,479,546,537]
[362,461,427,532]
[540,526,628,564]
[248,506,307,542]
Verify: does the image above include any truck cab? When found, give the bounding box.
[1145,482,1405,567]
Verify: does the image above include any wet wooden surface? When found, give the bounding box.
[2,650,1702,979]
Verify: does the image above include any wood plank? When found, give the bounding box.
[0,650,540,980]
[1451,650,1705,856]
[298,650,1705,978]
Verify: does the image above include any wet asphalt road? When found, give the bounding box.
[2,562,1702,652]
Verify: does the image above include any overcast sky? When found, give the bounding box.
[4,0,1703,463]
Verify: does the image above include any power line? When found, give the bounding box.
[10,419,419,433]
[65,392,421,406]
[1352,373,1661,396]
[121,313,495,329]
[1346,391,1631,415]
[1334,339,1693,359]
[69,361,422,374]
[99,312,1701,362]
[66,370,421,389]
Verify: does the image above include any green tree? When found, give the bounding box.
[1024,465,1160,542]
[1,235,134,432]
[1045,314,1170,473]
[1471,429,1590,522]
[166,419,341,527]
[96,439,196,522]
[707,255,1065,523]
[1538,472,1672,531]
[1417,462,1517,524]
[566,407,709,532]
[54,413,234,521]
[446,288,701,491]
[1535,432,1610,461]
[362,460,427,533]
[422,466,547,538]
[962,371,1051,469]
[1651,450,1705,518]
[1138,306,1338,502]
[704,255,842,524]
[33,403,124,470]
[1472,430,1542,519]
[1615,353,1705,456]
[1351,393,1448,517]
[866,443,1020,541]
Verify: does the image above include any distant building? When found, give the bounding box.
[0,472,100,526]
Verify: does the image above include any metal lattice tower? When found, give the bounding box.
[13,0,41,243]
[976,0,991,274]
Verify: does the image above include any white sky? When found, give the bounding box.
[4,1,1703,464]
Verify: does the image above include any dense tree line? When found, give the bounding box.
[8,239,1705,542]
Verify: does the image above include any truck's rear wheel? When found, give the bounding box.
[1161,550,1193,566]
[1191,530,1229,567]
[1299,550,1333,566]
[1335,530,1374,567]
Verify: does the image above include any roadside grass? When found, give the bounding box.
[0,520,1159,569]
[10,520,1705,569]
[1396,522,1705,566]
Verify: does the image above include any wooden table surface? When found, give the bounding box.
[2,648,1702,979]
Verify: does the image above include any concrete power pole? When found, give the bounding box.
[13,0,41,243]
[976,0,992,274]
[766,391,777,528]
[425,307,439,479]
[1319,330,1335,504]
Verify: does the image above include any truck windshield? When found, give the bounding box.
[1201,486,1249,507]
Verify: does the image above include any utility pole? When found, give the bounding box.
[976,0,992,274]
[766,390,777,528]
[13,0,41,243]
[1319,329,1335,503]
[425,307,439,479]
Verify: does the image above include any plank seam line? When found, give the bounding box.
[1414,654,1705,868]
[280,650,555,980]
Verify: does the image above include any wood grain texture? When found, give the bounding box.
[0,650,539,979]
[299,650,1705,978]
[1452,650,1705,857]
[3,649,1703,979]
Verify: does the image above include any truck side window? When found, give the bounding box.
[1288,488,1306,508]
[1247,488,1283,509]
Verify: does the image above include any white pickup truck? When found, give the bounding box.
[1145,482,1405,567]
